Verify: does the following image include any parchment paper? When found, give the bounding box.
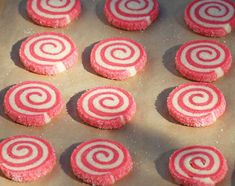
[0,0,234,185]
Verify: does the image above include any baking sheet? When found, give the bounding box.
[0,0,235,185]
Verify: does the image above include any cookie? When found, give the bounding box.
[27,0,81,28]
[0,135,56,182]
[90,37,147,80]
[169,145,228,186]
[70,138,133,186]
[77,86,136,129]
[104,0,159,30]
[19,32,78,75]
[184,0,235,37]
[4,81,64,126]
[167,82,226,127]
[176,40,232,82]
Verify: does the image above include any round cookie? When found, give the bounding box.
[184,0,235,37]
[4,81,64,127]
[27,0,81,28]
[0,135,56,182]
[176,40,232,82]
[104,0,160,31]
[167,82,226,127]
[19,32,78,75]
[77,86,136,129]
[90,38,147,80]
[169,145,228,186]
[70,138,133,186]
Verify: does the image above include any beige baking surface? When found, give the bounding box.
[0,0,234,185]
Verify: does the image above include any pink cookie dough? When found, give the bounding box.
[4,81,64,126]
[71,138,133,185]
[27,0,81,28]
[167,82,226,127]
[77,86,136,129]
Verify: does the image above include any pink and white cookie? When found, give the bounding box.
[184,0,235,37]
[169,145,228,186]
[104,0,159,31]
[19,32,78,75]
[0,135,56,182]
[176,40,232,82]
[27,0,81,28]
[77,86,136,129]
[4,81,64,127]
[167,82,226,127]
[70,138,133,186]
[90,38,147,80]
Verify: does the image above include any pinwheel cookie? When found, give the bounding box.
[19,32,78,75]
[104,0,160,30]
[176,40,232,82]
[27,0,81,28]
[167,82,226,127]
[77,86,136,129]
[90,37,147,80]
[4,81,64,126]
[0,135,56,182]
[71,138,133,185]
[184,0,235,37]
[169,145,228,186]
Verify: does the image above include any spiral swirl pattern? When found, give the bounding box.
[0,136,53,171]
[92,38,146,77]
[177,40,231,79]
[186,0,235,32]
[170,83,222,118]
[170,146,227,185]
[106,0,158,25]
[79,86,134,123]
[72,139,130,176]
[21,32,76,73]
[4,81,62,124]
[29,0,78,21]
